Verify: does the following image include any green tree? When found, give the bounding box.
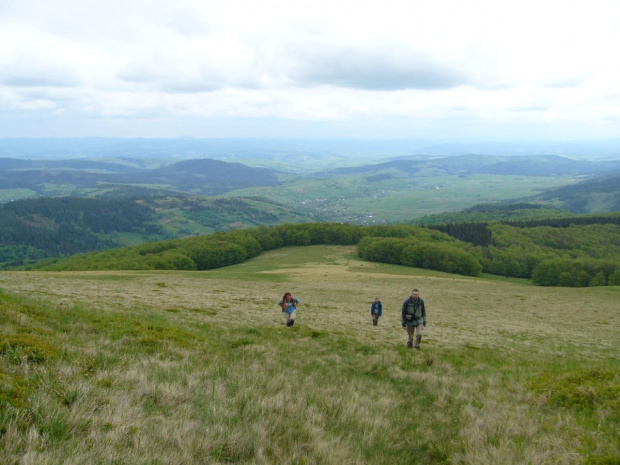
[608,269,620,286]
[532,259,564,286]
[589,271,607,287]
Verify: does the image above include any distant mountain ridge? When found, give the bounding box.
[4,153,619,211]
[0,157,148,172]
[2,137,620,164]
[320,154,620,177]
[0,157,279,196]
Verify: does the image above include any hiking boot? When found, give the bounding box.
[406,340,413,349]
[415,335,422,350]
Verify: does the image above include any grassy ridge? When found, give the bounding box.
[1,246,619,464]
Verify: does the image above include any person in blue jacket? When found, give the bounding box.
[278,292,300,327]
[370,297,382,326]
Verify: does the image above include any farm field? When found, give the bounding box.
[224,174,579,223]
[1,245,618,464]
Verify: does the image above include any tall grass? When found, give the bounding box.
[1,245,618,464]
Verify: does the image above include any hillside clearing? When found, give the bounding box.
[1,245,618,464]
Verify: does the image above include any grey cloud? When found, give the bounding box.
[116,45,470,94]
[544,77,585,88]
[1,72,80,88]
[290,49,469,90]
[117,69,152,84]
[116,45,470,93]
[160,81,222,93]
[0,58,81,88]
[118,70,222,93]
[510,103,550,112]
[19,89,80,103]
[118,62,224,93]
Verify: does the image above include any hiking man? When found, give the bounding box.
[401,288,426,349]
[370,297,382,326]
[278,292,300,327]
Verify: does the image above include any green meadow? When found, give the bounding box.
[0,189,36,202]
[1,245,618,464]
[224,174,578,223]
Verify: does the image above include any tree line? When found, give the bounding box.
[29,223,366,272]
[28,220,620,287]
[426,213,620,247]
[409,203,573,227]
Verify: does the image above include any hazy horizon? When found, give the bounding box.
[2,136,620,163]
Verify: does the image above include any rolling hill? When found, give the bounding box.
[0,157,280,198]
[320,154,620,177]
[531,172,620,213]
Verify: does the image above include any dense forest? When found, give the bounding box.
[0,195,316,269]
[426,210,620,246]
[408,203,574,226]
[0,197,164,268]
[29,219,620,288]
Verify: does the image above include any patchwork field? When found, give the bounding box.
[1,245,618,464]
[223,174,579,223]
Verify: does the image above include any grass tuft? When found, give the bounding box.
[0,334,59,363]
[530,368,620,411]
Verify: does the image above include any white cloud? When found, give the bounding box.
[1,0,620,138]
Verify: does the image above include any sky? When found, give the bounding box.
[1,0,620,140]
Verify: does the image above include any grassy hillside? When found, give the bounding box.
[1,246,618,464]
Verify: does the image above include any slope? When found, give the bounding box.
[0,245,618,464]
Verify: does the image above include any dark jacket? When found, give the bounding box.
[401,297,426,327]
[370,301,382,316]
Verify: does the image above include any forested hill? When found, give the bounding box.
[320,154,620,177]
[533,173,620,213]
[408,204,620,247]
[408,203,574,226]
[0,157,279,197]
[0,195,314,269]
[0,197,164,268]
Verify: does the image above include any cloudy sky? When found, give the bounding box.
[1,0,620,140]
